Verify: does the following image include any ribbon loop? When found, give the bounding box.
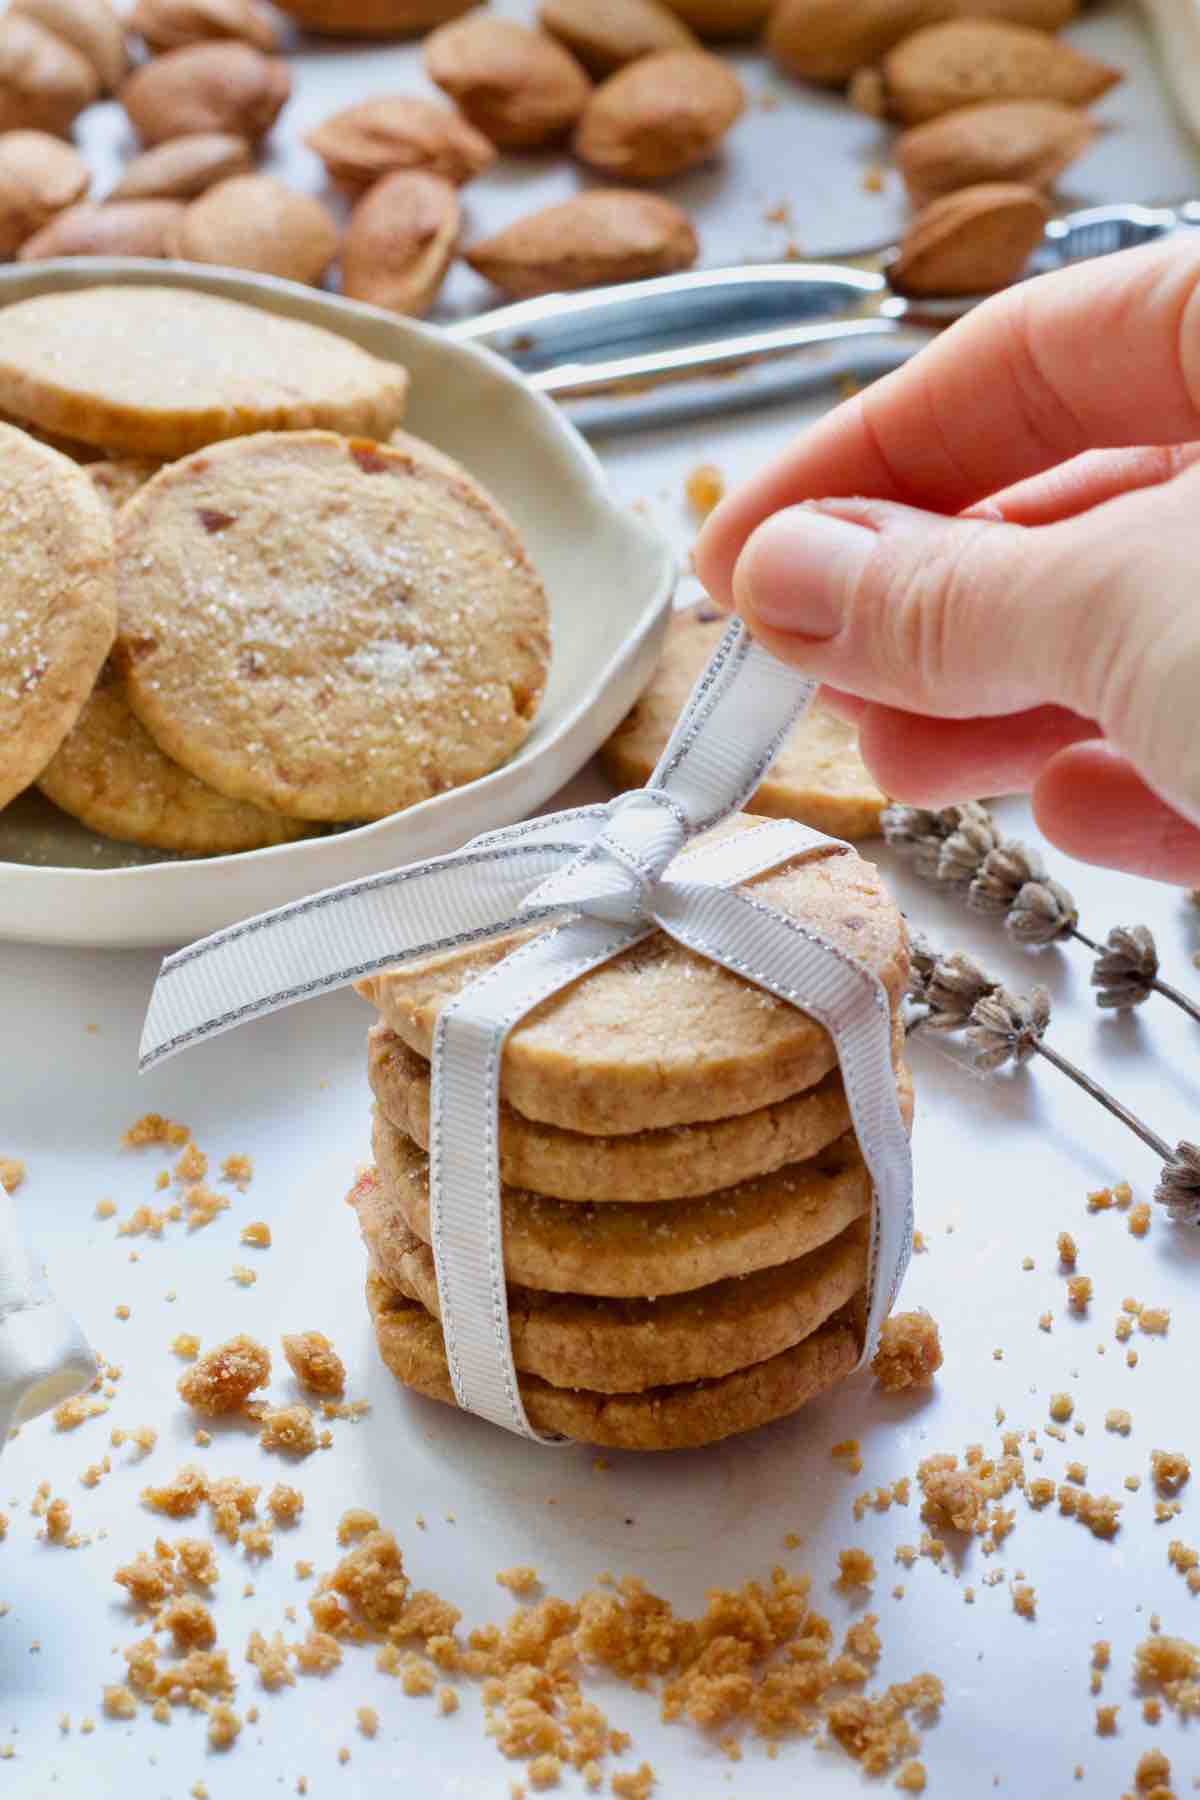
[138,619,914,1446]
[519,788,689,926]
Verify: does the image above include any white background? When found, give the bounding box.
[4,3,1200,1798]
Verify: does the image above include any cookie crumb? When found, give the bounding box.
[221,1154,253,1189]
[1129,1203,1151,1237]
[1049,1393,1074,1423]
[230,1265,256,1288]
[123,1114,190,1149]
[178,1336,270,1415]
[260,1406,317,1457]
[171,1334,200,1360]
[1095,1704,1119,1735]
[356,1704,378,1738]
[836,1548,876,1588]
[1057,1232,1077,1267]
[1140,1308,1170,1336]
[1011,1583,1036,1619]
[1067,1276,1093,1313]
[240,1222,271,1248]
[1106,1410,1132,1436]
[1151,1450,1191,1494]
[872,1312,942,1392]
[0,1158,25,1194]
[496,1566,539,1596]
[282,1331,346,1398]
[207,1703,240,1750]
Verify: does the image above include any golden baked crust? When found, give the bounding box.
[115,431,550,823]
[359,1204,868,1392]
[367,1016,903,1202]
[0,422,116,809]
[359,820,908,1133]
[0,286,408,457]
[602,605,887,839]
[38,659,310,854]
[364,1113,881,1296]
[366,1269,859,1450]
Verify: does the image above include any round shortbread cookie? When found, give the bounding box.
[0,286,408,458]
[358,820,908,1133]
[602,605,887,840]
[0,422,116,810]
[355,1194,868,1392]
[37,660,311,854]
[365,1268,859,1451]
[365,1099,906,1295]
[115,431,551,822]
[367,1016,903,1202]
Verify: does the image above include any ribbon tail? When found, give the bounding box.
[652,882,913,1364]
[139,839,591,1071]
[648,619,818,834]
[430,917,653,1442]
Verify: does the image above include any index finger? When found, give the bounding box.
[695,237,1200,608]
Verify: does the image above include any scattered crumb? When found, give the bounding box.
[1151,1451,1191,1494]
[240,1222,271,1248]
[221,1154,253,1189]
[497,1566,540,1597]
[1067,1277,1093,1313]
[282,1332,346,1398]
[357,1704,378,1738]
[1012,1584,1036,1619]
[269,1484,304,1526]
[836,1549,876,1588]
[207,1702,240,1750]
[1049,1394,1074,1423]
[230,1265,256,1288]
[872,1312,942,1392]
[1106,1410,1133,1436]
[0,1158,25,1194]
[171,1334,200,1360]
[1140,1308,1170,1336]
[94,1198,116,1220]
[1057,1232,1077,1267]
[260,1406,317,1457]
[178,1336,270,1415]
[1129,1204,1151,1237]
[1095,1704,1119,1735]
[122,1114,190,1149]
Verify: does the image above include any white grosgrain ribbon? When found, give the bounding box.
[140,621,913,1444]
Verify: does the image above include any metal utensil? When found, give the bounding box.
[448,200,1200,404]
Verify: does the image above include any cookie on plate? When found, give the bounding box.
[37,660,311,855]
[0,286,409,458]
[366,1263,859,1451]
[367,1016,903,1202]
[0,421,116,810]
[602,604,887,839]
[359,821,909,1132]
[115,430,551,822]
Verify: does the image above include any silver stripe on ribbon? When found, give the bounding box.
[139,621,912,1442]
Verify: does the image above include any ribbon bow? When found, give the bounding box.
[142,622,913,1443]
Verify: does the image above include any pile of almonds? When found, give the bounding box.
[0,0,1123,313]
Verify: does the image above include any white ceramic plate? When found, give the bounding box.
[0,260,675,950]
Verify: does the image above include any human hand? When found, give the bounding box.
[694,239,1200,884]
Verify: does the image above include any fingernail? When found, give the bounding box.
[737,505,875,638]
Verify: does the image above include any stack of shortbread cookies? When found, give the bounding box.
[351,826,912,1451]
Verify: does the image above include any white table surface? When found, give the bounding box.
[5,3,1200,1797]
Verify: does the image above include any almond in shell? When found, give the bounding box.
[768,0,947,87]
[538,0,697,75]
[9,0,128,92]
[890,180,1048,294]
[424,14,591,148]
[167,173,339,285]
[108,132,253,201]
[573,47,742,181]
[340,169,460,316]
[18,198,185,259]
[896,98,1092,206]
[882,19,1120,125]
[654,0,769,38]
[120,40,290,145]
[128,0,280,54]
[466,188,698,297]
[305,95,495,192]
[270,0,475,35]
[0,130,89,257]
[0,13,100,134]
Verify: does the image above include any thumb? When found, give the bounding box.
[730,479,1200,825]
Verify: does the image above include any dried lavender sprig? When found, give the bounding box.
[908,940,1200,1221]
[884,801,1200,1024]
